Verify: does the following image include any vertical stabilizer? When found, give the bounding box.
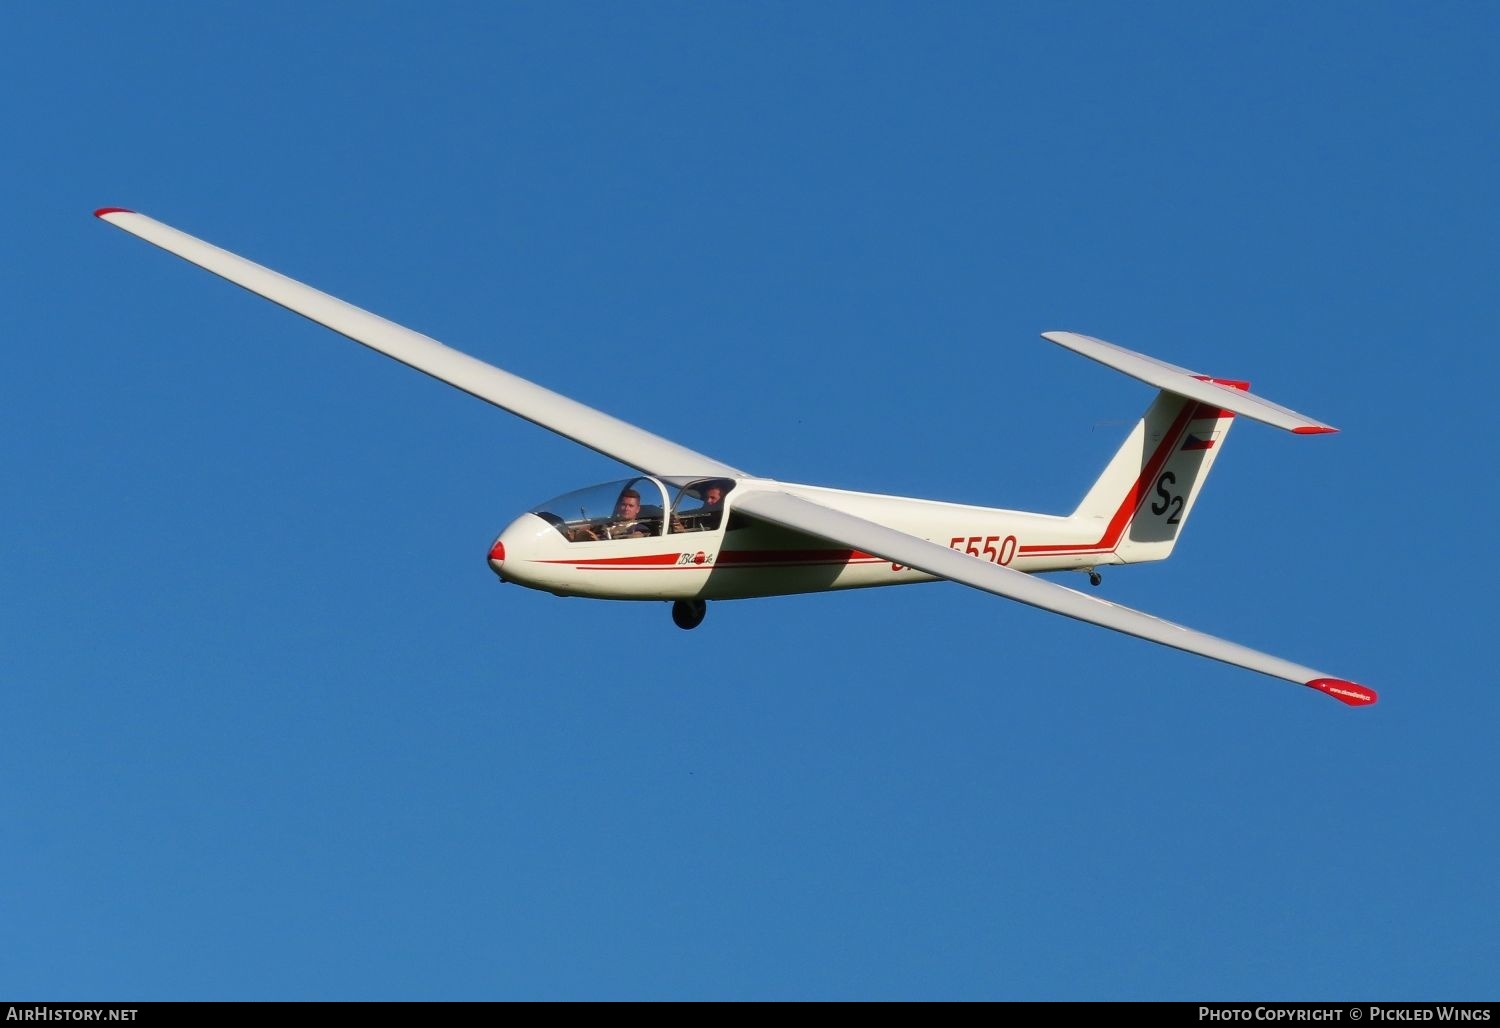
[1073,384,1243,564]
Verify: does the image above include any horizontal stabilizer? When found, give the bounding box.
[1042,331,1338,434]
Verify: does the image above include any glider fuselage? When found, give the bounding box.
[489,477,1116,601]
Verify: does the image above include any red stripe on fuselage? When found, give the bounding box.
[537,552,683,567]
[531,549,884,571]
[717,549,876,566]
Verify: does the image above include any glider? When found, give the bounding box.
[95,208,1375,707]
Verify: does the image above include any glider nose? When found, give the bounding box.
[485,513,557,589]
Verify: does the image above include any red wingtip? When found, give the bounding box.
[1293,425,1339,435]
[94,207,134,218]
[1305,678,1377,706]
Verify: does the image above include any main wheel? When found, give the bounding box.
[672,599,707,630]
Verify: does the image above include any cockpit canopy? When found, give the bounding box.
[530,477,736,543]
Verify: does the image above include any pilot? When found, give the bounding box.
[576,488,652,540]
[606,489,648,538]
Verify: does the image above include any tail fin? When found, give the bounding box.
[1073,384,1245,564]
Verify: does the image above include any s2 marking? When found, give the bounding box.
[1151,471,1184,524]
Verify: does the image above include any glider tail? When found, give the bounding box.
[1072,385,1242,564]
[1044,330,1339,569]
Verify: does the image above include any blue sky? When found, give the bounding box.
[5,2,1497,1000]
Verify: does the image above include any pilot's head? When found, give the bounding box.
[615,489,641,519]
[702,484,724,506]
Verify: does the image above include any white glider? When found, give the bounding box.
[96,208,1375,707]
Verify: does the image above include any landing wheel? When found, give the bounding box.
[1088,571,1102,587]
[672,599,707,630]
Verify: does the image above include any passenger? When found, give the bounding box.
[674,482,726,532]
